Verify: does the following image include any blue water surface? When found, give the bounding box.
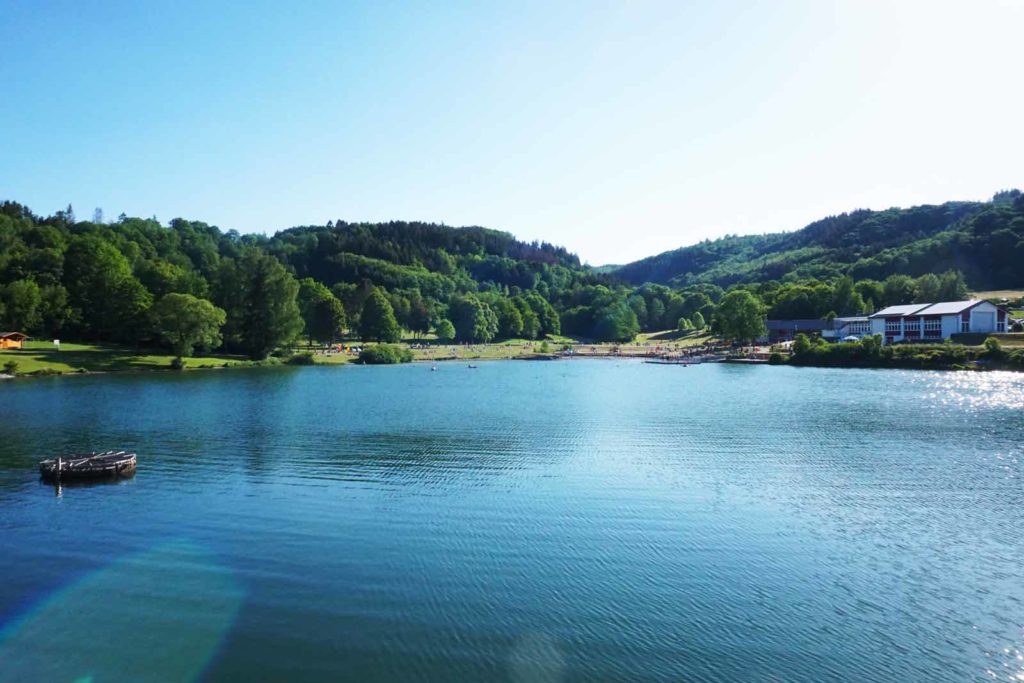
[0,360,1022,682]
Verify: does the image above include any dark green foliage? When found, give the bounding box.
[228,251,303,359]
[792,333,812,355]
[768,352,785,365]
[150,293,226,357]
[712,290,766,342]
[449,294,499,343]
[359,288,402,342]
[983,336,1004,360]
[1,199,612,352]
[287,351,317,365]
[435,319,456,341]
[298,278,347,343]
[3,359,18,375]
[169,356,185,371]
[64,235,152,342]
[592,300,640,342]
[488,296,524,338]
[0,279,42,332]
[513,297,541,339]
[613,192,1024,290]
[3,192,1015,357]
[359,344,413,364]
[788,334,1004,370]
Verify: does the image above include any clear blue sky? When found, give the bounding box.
[2,1,1022,265]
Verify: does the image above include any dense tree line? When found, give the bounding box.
[0,197,1001,356]
[0,201,623,356]
[614,191,1024,289]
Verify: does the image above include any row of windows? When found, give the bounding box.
[845,322,871,334]
[884,314,1004,335]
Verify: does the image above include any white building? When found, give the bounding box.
[868,300,1008,344]
[822,316,871,340]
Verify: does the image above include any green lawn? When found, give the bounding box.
[1,331,730,377]
[636,330,717,348]
[0,341,253,376]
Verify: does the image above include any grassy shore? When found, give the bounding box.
[0,341,257,377]
[1,329,722,378]
[307,330,718,364]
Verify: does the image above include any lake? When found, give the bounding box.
[1,360,1022,682]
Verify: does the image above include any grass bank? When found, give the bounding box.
[0,341,261,377]
[1,329,728,379]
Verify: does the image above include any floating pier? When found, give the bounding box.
[39,451,137,483]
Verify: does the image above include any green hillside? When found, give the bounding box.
[0,201,656,352]
[613,191,1024,289]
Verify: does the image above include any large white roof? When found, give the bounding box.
[914,300,982,315]
[869,304,931,318]
[869,300,987,318]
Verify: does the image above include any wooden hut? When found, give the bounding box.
[0,332,28,350]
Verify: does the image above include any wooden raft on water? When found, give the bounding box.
[39,451,136,483]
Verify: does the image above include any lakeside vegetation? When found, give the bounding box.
[784,334,1024,371]
[613,190,1024,289]
[0,341,260,377]
[1,191,1022,375]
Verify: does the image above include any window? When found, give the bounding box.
[885,319,901,333]
[850,321,870,335]
[924,318,941,333]
[961,320,970,333]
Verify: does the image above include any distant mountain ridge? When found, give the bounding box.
[610,191,1024,290]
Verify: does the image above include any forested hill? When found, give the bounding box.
[0,201,637,355]
[612,190,1024,289]
[2,191,1022,357]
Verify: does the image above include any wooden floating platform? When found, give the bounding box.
[644,358,697,365]
[39,451,136,483]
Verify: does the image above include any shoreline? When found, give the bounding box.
[5,337,1023,381]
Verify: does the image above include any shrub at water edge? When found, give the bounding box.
[359,344,413,364]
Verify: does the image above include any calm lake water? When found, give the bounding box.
[1,360,1022,682]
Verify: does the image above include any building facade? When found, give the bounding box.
[0,332,28,350]
[822,316,871,340]
[868,300,1007,344]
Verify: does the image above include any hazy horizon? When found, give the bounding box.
[3,1,1022,265]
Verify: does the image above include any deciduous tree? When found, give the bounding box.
[151,293,226,357]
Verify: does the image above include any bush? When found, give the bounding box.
[287,352,317,365]
[359,344,413,364]
[792,333,812,355]
[983,336,1004,360]
[768,352,786,365]
[169,356,185,371]
[2,360,18,375]
[540,341,550,353]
